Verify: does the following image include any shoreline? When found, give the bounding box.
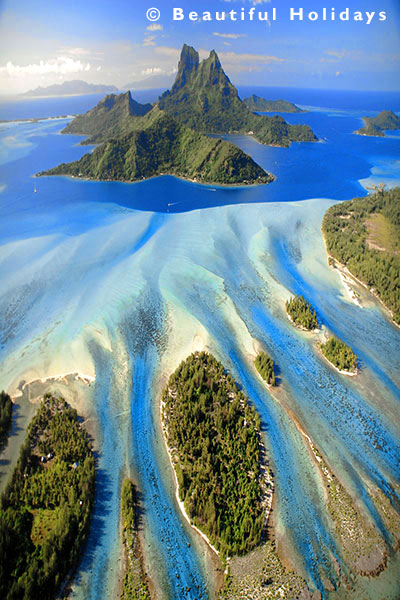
[286,312,320,333]
[159,365,275,565]
[159,396,221,558]
[0,115,76,125]
[11,370,96,400]
[36,170,274,189]
[318,344,358,376]
[321,227,399,329]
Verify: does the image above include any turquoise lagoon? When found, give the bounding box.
[0,90,400,599]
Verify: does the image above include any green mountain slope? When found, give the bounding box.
[243,94,304,113]
[356,110,400,137]
[62,91,153,144]
[39,113,274,186]
[62,45,317,148]
[158,45,316,147]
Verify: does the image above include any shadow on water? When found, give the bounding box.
[74,459,114,579]
[9,402,23,438]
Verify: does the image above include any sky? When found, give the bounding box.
[0,0,399,94]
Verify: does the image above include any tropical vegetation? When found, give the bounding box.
[322,186,400,323]
[162,351,265,557]
[286,295,319,330]
[120,479,150,600]
[40,112,273,186]
[320,336,358,373]
[158,45,316,147]
[0,395,95,599]
[356,110,400,137]
[255,352,276,386]
[243,95,304,113]
[0,390,13,446]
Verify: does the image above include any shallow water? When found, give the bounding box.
[0,92,400,599]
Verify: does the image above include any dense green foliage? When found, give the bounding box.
[243,94,304,113]
[286,295,319,330]
[63,45,316,150]
[0,395,95,599]
[356,110,400,137]
[120,479,150,600]
[0,391,13,446]
[158,45,317,147]
[320,336,358,373]
[255,352,276,386]
[322,187,400,323]
[162,351,265,557]
[62,91,153,144]
[41,112,273,186]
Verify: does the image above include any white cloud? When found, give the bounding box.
[143,36,156,47]
[155,46,181,59]
[147,24,163,31]
[0,56,91,77]
[219,51,284,64]
[213,32,247,39]
[141,67,163,76]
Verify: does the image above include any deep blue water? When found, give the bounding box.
[0,89,400,600]
[1,94,400,220]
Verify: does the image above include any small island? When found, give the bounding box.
[243,94,305,114]
[355,110,400,137]
[286,295,319,330]
[162,351,271,557]
[38,112,274,186]
[22,79,119,97]
[0,395,95,599]
[322,186,400,324]
[320,336,358,374]
[0,391,13,447]
[255,351,276,386]
[120,479,150,600]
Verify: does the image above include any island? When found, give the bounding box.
[38,111,274,186]
[320,336,358,374]
[61,44,317,149]
[42,43,319,186]
[255,351,276,386]
[0,394,95,599]
[22,79,119,97]
[161,351,272,557]
[286,295,319,330]
[120,479,150,600]
[355,110,400,137]
[158,45,316,147]
[243,94,305,113]
[0,391,12,447]
[322,186,400,324]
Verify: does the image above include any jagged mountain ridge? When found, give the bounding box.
[61,44,316,148]
[158,44,316,146]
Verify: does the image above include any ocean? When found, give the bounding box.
[0,88,399,600]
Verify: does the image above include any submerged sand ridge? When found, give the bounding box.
[0,194,399,599]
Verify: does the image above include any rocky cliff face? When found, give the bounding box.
[158,45,317,146]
